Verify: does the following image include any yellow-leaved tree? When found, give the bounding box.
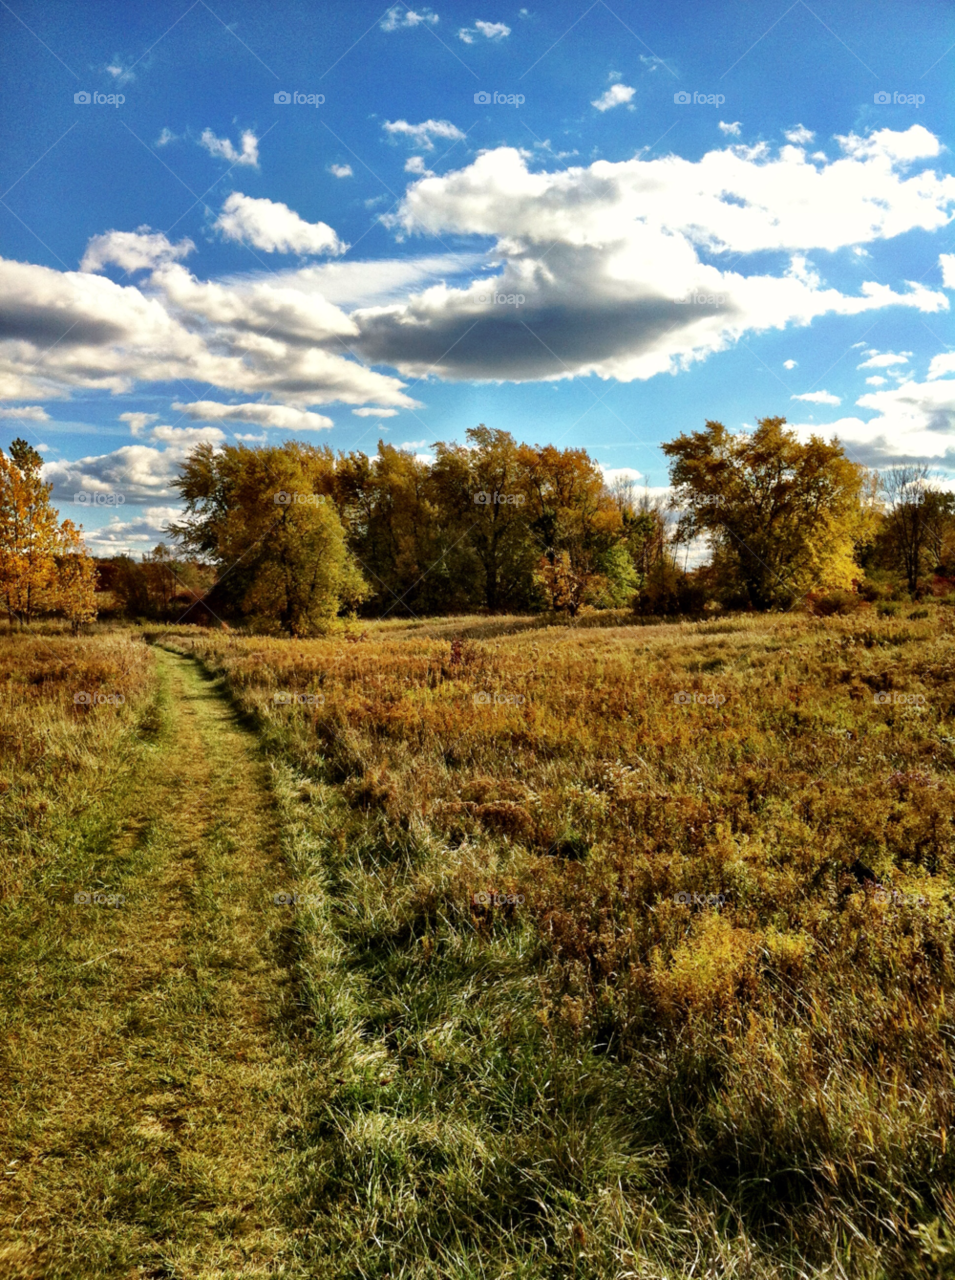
[663,417,878,609]
[0,438,98,630]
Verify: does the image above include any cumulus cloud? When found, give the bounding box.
[329,163,353,178]
[43,445,191,505]
[592,83,635,111]
[199,128,260,167]
[81,228,195,274]
[459,19,510,41]
[156,127,176,147]
[0,405,49,421]
[785,124,815,144]
[352,406,400,417]
[74,506,185,557]
[791,377,955,468]
[119,411,159,437]
[383,119,465,150]
[941,253,955,288]
[792,390,841,405]
[173,400,334,431]
[0,255,419,410]
[214,192,347,256]
[865,376,887,386]
[381,6,438,30]
[718,121,741,136]
[354,133,951,383]
[784,359,797,369]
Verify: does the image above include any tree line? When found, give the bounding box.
[1,421,953,635]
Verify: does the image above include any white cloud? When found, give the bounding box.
[0,405,49,421]
[43,446,190,504]
[199,128,260,167]
[788,389,839,404]
[119,411,159,437]
[81,228,195,274]
[405,156,435,176]
[401,438,428,448]
[865,376,887,386]
[719,121,741,136]
[105,59,135,86]
[383,119,465,150]
[352,407,400,417]
[74,505,185,557]
[459,19,510,41]
[234,432,268,442]
[592,84,635,112]
[785,125,815,145]
[149,424,226,447]
[173,400,335,431]
[0,255,420,410]
[156,127,176,147]
[941,253,955,288]
[329,163,353,178]
[792,390,841,405]
[214,192,347,256]
[857,351,912,368]
[355,134,952,383]
[381,6,438,30]
[784,359,797,369]
[788,376,955,469]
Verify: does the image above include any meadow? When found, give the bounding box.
[3,607,955,1277]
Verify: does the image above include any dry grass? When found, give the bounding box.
[154,605,955,1276]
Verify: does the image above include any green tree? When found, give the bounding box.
[430,426,536,611]
[663,417,876,609]
[874,465,955,596]
[171,443,367,635]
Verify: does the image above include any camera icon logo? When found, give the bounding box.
[74,91,91,104]
[874,691,891,704]
[274,90,291,104]
[674,91,691,104]
[873,91,891,104]
[274,491,291,505]
[673,691,691,705]
[473,491,491,505]
[73,692,92,705]
[474,91,491,104]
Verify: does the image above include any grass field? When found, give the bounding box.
[3,608,955,1277]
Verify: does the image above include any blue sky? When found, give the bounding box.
[1,0,953,554]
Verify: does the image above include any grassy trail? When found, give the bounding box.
[1,648,302,1279]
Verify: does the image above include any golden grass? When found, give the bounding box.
[154,606,955,1273]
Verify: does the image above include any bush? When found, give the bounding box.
[807,588,868,616]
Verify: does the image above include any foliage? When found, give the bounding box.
[171,442,368,635]
[663,417,878,608]
[0,439,98,630]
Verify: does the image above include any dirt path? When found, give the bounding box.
[1,648,301,1279]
